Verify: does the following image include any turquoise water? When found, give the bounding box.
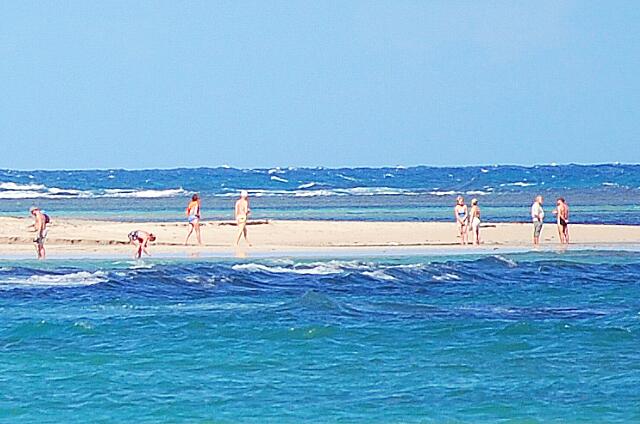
[2,164,640,224]
[1,251,639,422]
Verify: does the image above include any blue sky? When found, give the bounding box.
[1,1,639,169]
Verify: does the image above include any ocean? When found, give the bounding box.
[0,251,639,422]
[1,164,640,422]
[1,164,640,224]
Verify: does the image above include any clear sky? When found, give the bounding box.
[1,1,639,169]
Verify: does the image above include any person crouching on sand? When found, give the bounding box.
[235,190,252,247]
[553,197,570,244]
[184,193,202,245]
[128,230,156,259]
[469,198,481,245]
[28,206,49,260]
[531,195,544,245]
[454,196,469,245]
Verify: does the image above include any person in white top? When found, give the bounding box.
[531,195,544,245]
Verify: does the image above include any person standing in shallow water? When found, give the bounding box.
[184,193,202,245]
[553,197,570,244]
[531,195,544,245]
[235,190,252,247]
[454,196,469,245]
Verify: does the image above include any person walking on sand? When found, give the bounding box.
[235,190,252,247]
[184,193,202,245]
[454,196,469,245]
[469,198,481,245]
[128,230,156,259]
[531,195,544,245]
[28,206,49,259]
[553,197,570,244]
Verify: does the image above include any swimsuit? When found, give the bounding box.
[34,228,48,244]
[187,201,200,224]
[128,231,142,243]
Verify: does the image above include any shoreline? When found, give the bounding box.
[1,217,639,260]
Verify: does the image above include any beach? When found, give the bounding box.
[1,216,639,258]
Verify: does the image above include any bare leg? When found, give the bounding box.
[557,224,564,243]
[243,226,252,247]
[185,224,194,245]
[133,242,142,259]
[235,223,245,246]
[195,223,202,245]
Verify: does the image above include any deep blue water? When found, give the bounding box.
[1,251,639,422]
[2,164,640,224]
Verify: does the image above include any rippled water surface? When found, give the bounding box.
[2,164,640,223]
[1,251,639,422]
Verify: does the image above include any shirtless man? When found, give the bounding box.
[29,206,49,259]
[553,197,570,244]
[128,230,156,259]
[531,195,544,245]
[235,190,252,246]
[454,196,469,245]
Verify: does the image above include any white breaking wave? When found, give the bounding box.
[0,182,46,191]
[336,173,358,182]
[102,188,186,198]
[232,260,374,275]
[492,255,518,268]
[0,181,186,199]
[0,271,108,289]
[270,176,289,183]
[297,182,319,189]
[500,182,536,187]
[232,263,344,275]
[216,186,419,197]
[429,190,457,196]
[362,270,397,281]
[432,273,462,281]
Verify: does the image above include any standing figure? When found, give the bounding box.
[235,190,252,247]
[469,198,481,245]
[29,206,49,259]
[553,197,570,244]
[128,230,156,259]
[184,193,202,245]
[531,195,544,245]
[454,196,469,245]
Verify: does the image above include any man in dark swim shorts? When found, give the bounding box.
[553,197,570,244]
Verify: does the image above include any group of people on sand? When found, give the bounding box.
[28,190,572,259]
[28,191,253,260]
[531,195,570,245]
[127,190,252,259]
[453,195,570,246]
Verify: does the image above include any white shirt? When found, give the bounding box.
[531,202,544,221]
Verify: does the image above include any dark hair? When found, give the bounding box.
[192,194,199,201]
[149,234,157,241]
[557,197,565,203]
